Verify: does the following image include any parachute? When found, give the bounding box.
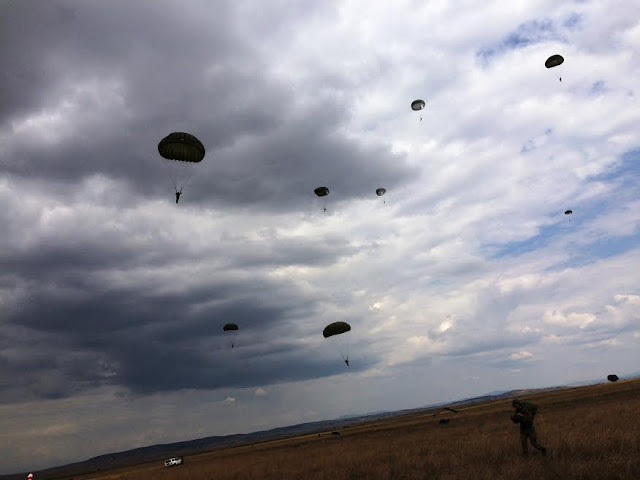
[376,188,386,196]
[564,210,572,215]
[545,55,564,69]
[314,187,329,197]
[607,374,619,382]
[314,186,330,212]
[411,99,426,122]
[411,99,426,111]
[223,323,239,348]
[545,55,564,82]
[323,321,351,365]
[158,132,205,163]
[323,321,351,338]
[158,132,205,200]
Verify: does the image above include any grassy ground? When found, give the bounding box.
[74,378,640,480]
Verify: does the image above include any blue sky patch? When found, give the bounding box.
[477,18,562,62]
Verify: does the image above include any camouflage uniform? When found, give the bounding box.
[512,400,547,456]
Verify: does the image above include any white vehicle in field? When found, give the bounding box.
[164,457,184,467]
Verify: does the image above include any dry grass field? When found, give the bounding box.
[73,379,639,480]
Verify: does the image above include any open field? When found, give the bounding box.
[72,379,639,480]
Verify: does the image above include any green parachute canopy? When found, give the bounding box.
[158,132,205,163]
[545,54,564,69]
[223,323,239,331]
[411,99,426,111]
[314,186,330,197]
[323,321,351,338]
[376,188,386,196]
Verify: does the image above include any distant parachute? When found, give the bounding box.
[564,210,573,215]
[376,188,386,196]
[545,55,564,69]
[158,132,205,202]
[607,374,619,382]
[411,99,426,111]
[411,99,426,122]
[314,187,329,197]
[314,186,330,213]
[323,321,351,338]
[223,323,239,348]
[545,54,564,82]
[323,321,351,366]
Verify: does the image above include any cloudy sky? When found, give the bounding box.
[1,0,640,473]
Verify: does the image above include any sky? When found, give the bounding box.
[1,0,640,473]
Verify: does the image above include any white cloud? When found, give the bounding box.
[3,0,640,473]
[509,351,534,361]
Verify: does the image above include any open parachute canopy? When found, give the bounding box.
[314,186,330,197]
[607,374,619,382]
[545,54,564,69]
[411,99,426,111]
[565,210,572,215]
[158,132,205,163]
[323,321,351,338]
[376,188,386,196]
[223,323,239,331]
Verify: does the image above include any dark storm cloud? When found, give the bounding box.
[0,261,361,401]
[1,0,416,210]
[0,0,413,404]
[0,196,371,402]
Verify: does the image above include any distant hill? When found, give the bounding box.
[3,377,636,480]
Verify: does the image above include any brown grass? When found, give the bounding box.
[73,379,640,480]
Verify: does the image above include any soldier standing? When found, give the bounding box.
[511,399,547,457]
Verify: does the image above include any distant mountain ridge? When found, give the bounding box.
[4,376,636,479]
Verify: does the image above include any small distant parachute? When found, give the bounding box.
[314,187,329,197]
[545,55,564,82]
[157,132,205,201]
[411,99,426,122]
[545,55,564,69]
[314,187,330,212]
[323,321,351,338]
[376,188,386,196]
[565,210,572,215]
[411,99,426,111]
[323,321,351,365]
[607,374,619,382]
[223,323,239,348]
